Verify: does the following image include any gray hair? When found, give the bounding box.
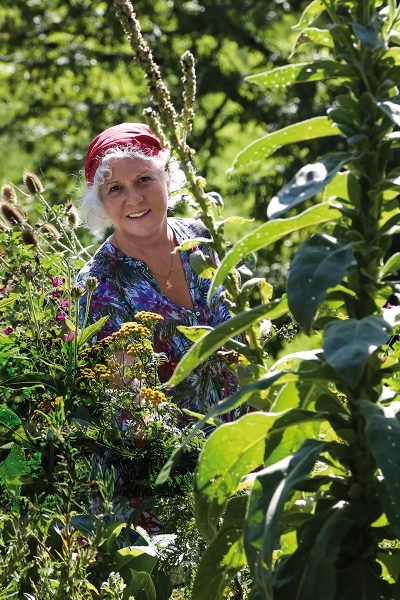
[79,145,185,234]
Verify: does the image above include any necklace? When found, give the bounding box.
[113,229,175,289]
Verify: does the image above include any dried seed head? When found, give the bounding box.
[67,203,79,227]
[86,276,98,292]
[70,284,85,299]
[23,171,45,194]
[1,183,17,204]
[1,202,25,225]
[21,228,39,247]
[40,222,61,239]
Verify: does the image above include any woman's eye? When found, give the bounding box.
[139,176,151,183]
[109,185,121,194]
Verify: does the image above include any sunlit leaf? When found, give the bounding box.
[292,28,334,53]
[77,315,109,346]
[287,234,355,331]
[323,316,391,386]
[377,99,400,126]
[195,412,285,540]
[245,61,352,90]
[167,300,288,387]
[208,203,341,300]
[231,117,341,171]
[292,0,326,30]
[267,153,350,219]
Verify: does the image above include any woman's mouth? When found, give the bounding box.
[127,209,151,219]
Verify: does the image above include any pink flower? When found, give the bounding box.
[3,326,13,335]
[64,332,76,342]
[59,299,69,309]
[51,289,63,298]
[55,311,67,321]
[51,275,65,287]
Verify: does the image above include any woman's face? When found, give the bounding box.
[99,156,169,242]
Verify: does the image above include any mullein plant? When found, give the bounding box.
[114,0,400,598]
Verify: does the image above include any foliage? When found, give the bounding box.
[113,0,400,597]
[0,181,204,597]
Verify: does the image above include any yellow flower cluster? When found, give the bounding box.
[127,360,144,377]
[79,363,112,382]
[80,338,107,359]
[126,342,143,356]
[135,311,164,326]
[113,322,151,341]
[141,386,167,407]
[105,358,119,371]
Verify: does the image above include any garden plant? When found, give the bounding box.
[2,0,400,598]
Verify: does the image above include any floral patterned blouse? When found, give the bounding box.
[77,217,238,414]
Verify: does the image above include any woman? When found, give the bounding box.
[78,122,238,414]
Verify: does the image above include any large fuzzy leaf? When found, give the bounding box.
[359,401,400,536]
[191,495,247,599]
[267,153,350,219]
[323,316,391,386]
[195,412,285,540]
[208,203,341,301]
[287,234,355,331]
[231,117,341,171]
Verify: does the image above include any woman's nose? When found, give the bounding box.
[125,184,143,205]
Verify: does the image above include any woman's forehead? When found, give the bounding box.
[105,156,158,178]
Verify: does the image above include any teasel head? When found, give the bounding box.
[1,183,17,204]
[23,171,45,195]
[40,222,61,240]
[22,228,39,248]
[1,201,25,225]
[66,203,79,227]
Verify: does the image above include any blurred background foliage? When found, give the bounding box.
[0,0,338,291]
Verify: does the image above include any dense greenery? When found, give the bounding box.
[3,0,400,598]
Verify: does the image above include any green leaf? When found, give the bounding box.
[215,216,254,227]
[0,442,14,465]
[0,407,21,433]
[0,293,19,310]
[292,0,326,30]
[208,203,341,300]
[77,315,109,346]
[156,371,288,486]
[381,252,400,277]
[377,99,400,126]
[352,22,384,50]
[322,171,349,202]
[231,117,341,171]
[292,28,334,53]
[287,234,355,331]
[0,444,29,485]
[267,153,350,219]
[65,318,76,332]
[123,569,156,600]
[70,514,96,535]
[190,250,215,278]
[359,401,400,537]
[244,440,326,590]
[173,236,211,252]
[191,495,247,600]
[299,508,356,599]
[195,412,284,540]
[176,325,212,342]
[323,316,391,386]
[245,61,352,90]
[115,546,157,575]
[167,299,288,387]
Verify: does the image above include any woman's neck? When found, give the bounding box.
[111,221,174,262]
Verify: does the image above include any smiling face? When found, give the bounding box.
[99,156,170,245]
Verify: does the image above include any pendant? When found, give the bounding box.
[165,278,172,289]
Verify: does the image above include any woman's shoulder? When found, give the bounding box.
[77,238,118,284]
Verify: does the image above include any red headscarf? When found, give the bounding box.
[84,122,162,184]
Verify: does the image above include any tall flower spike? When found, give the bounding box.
[181,51,196,135]
[143,108,169,149]
[40,223,61,239]
[114,0,179,138]
[23,171,45,195]
[22,228,39,247]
